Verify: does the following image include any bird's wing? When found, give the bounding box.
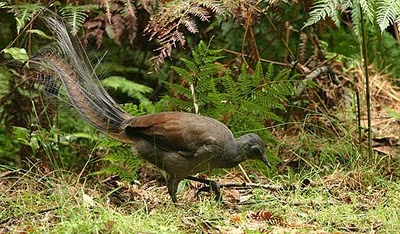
[124,112,234,157]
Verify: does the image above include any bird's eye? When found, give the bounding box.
[251,146,262,155]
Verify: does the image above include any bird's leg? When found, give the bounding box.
[186,176,222,201]
[167,176,181,204]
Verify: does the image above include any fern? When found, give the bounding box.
[169,41,295,140]
[101,76,153,103]
[121,102,163,117]
[169,40,224,113]
[305,0,399,33]
[95,138,143,182]
[359,0,375,22]
[144,0,228,69]
[350,0,362,36]
[376,0,400,32]
[303,0,341,29]
[100,0,112,23]
[121,0,138,44]
[349,0,374,36]
[7,3,44,33]
[59,5,96,35]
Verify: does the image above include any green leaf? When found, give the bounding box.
[30,136,39,152]
[26,29,52,39]
[11,126,30,145]
[3,47,29,62]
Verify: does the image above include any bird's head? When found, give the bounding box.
[237,133,270,167]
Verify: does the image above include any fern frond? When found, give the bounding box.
[197,63,221,80]
[165,96,195,112]
[182,15,198,34]
[339,0,352,10]
[265,63,275,82]
[351,0,362,36]
[221,75,240,99]
[59,5,93,35]
[187,6,211,22]
[168,83,193,98]
[122,0,138,43]
[96,149,142,182]
[358,0,375,22]
[254,62,264,83]
[100,0,112,24]
[145,0,228,69]
[169,41,295,137]
[101,76,153,103]
[195,0,226,15]
[181,58,198,73]
[172,66,192,80]
[298,32,308,64]
[9,3,44,33]
[376,0,400,32]
[303,0,340,29]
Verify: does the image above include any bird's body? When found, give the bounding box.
[122,112,266,201]
[35,18,269,203]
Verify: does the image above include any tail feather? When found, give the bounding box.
[35,18,132,136]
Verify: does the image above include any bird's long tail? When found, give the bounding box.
[33,18,132,141]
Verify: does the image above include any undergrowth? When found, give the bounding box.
[1,1,400,233]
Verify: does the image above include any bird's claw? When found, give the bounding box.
[194,183,222,201]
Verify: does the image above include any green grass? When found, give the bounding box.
[1,112,399,233]
[1,162,400,233]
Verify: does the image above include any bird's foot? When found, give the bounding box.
[195,185,222,201]
[187,176,222,201]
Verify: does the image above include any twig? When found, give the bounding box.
[190,83,199,115]
[295,65,330,95]
[238,164,252,183]
[360,4,373,158]
[222,49,289,67]
[219,182,291,191]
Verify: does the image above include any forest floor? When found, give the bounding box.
[1,68,400,233]
[1,155,400,233]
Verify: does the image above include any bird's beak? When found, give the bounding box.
[261,154,271,168]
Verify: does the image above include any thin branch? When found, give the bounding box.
[219,182,288,191]
[360,4,373,158]
[190,83,199,114]
[222,49,289,67]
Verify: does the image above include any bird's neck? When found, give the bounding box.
[221,140,247,167]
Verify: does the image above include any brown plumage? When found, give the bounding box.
[35,18,270,203]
